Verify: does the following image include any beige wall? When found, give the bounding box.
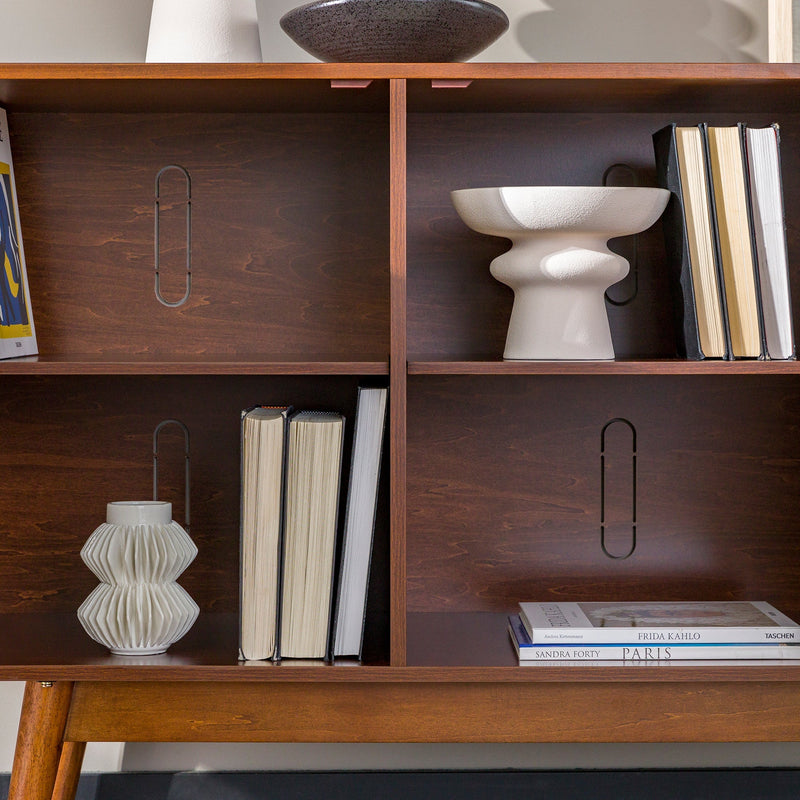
[0,0,793,777]
[0,0,769,62]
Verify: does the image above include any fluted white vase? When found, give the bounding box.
[146,0,262,62]
[78,501,199,655]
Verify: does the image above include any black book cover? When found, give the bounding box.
[653,123,730,359]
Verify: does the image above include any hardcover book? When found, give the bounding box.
[508,614,800,662]
[743,123,795,359]
[704,123,766,358]
[653,123,729,359]
[0,108,36,360]
[279,410,345,660]
[332,386,388,659]
[518,601,800,645]
[238,406,292,662]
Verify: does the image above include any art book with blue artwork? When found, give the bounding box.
[0,107,36,360]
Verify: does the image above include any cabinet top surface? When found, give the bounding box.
[1,62,799,78]
[2,62,799,112]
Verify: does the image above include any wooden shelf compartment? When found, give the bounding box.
[405,373,800,665]
[0,373,390,670]
[406,106,800,362]
[0,613,391,680]
[10,107,390,363]
[405,612,800,676]
[5,612,800,687]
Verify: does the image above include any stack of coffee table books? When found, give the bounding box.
[509,601,800,663]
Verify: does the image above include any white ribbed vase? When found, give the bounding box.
[78,501,199,655]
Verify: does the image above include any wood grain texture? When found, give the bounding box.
[5,612,800,683]
[0,68,392,113]
[10,111,389,360]
[4,67,800,751]
[408,359,800,375]
[2,64,800,113]
[0,355,389,375]
[407,375,800,621]
[405,74,800,113]
[8,681,73,800]
[64,678,800,743]
[0,375,383,617]
[407,110,800,360]
[389,79,408,666]
[50,741,86,800]
[405,611,800,671]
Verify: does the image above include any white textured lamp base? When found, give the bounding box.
[451,186,670,360]
[78,501,199,656]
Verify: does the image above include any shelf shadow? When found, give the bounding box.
[516,0,760,63]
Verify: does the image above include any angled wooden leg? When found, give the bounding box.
[51,741,87,800]
[8,681,74,800]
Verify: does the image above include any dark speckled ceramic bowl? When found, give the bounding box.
[280,0,509,62]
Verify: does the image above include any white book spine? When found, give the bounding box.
[516,643,800,661]
[508,616,800,661]
[522,627,800,645]
[519,602,800,645]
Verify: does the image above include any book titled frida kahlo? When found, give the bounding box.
[0,107,36,360]
[518,601,800,645]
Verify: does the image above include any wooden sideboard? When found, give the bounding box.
[3,63,800,800]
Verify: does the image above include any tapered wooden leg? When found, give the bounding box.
[51,741,87,800]
[8,681,74,800]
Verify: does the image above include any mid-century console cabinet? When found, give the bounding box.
[2,62,800,800]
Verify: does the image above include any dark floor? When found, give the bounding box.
[2,770,800,799]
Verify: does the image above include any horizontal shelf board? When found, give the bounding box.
[0,65,391,112]
[408,358,800,375]
[0,613,386,681]
[406,612,800,678]
[4,613,800,683]
[66,677,800,742]
[0,355,389,375]
[1,63,799,112]
[406,66,800,112]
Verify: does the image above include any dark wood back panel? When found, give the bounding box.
[0,375,390,627]
[407,375,800,622]
[10,112,389,359]
[407,111,800,359]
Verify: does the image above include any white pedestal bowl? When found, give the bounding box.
[451,186,670,360]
